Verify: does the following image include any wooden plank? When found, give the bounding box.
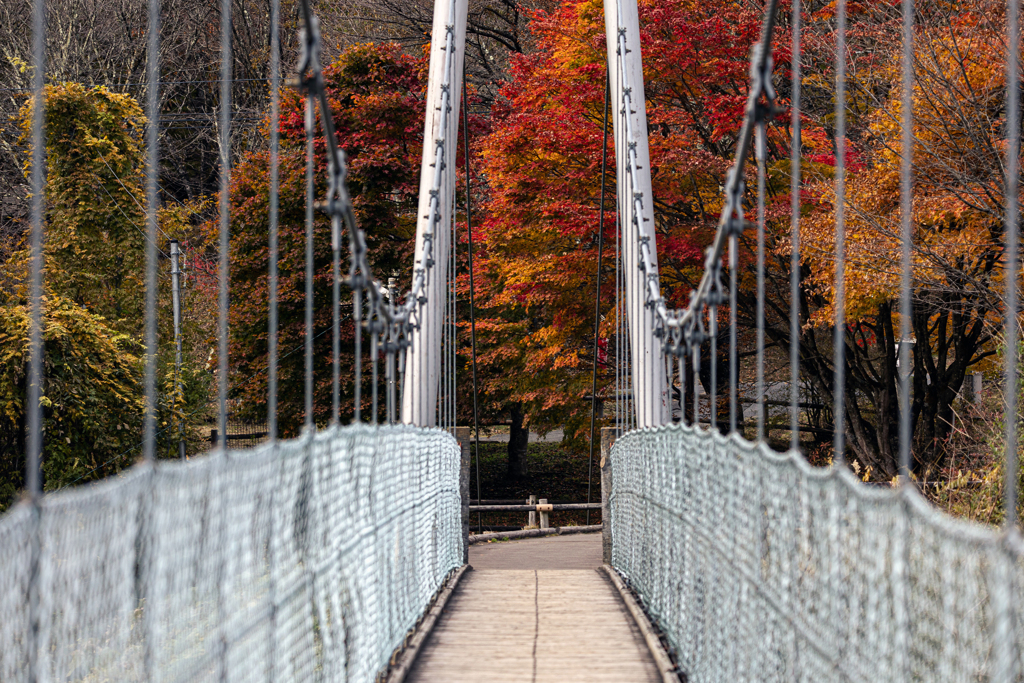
[405,569,661,682]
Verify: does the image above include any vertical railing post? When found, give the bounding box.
[601,427,618,565]
[528,494,537,528]
[538,499,550,530]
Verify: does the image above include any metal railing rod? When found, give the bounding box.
[469,504,602,513]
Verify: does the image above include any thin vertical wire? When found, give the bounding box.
[665,350,670,422]
[332,234,340,425]
[439,272,444,428]
[217,0,232,443]
[444,253,448,430]
[453,200,457,432]
[444,200,448,430]
[214,4,232,677]
[304,96,315,428]
[898,0,914,480]
[679,345,686,425]
[449,185,454,432]
[266,15,281,681]
[454,194,458,430]
[462,78,482,530]
[616,175,621,430]
[443,242,449,429]
[710,306,718,432]
[756,120,767,442]
[371,325,379,424]
[619,91,625,431]
[26,0,45,677]
[443,260,447,430]
[680,344,687,425]
[729,234,738,434]
[789,0,802,451]
[452,189,457,431]
[141,0,160,673]
[832,0,847,465]
[142,0,160,463]
[26,0,44,506]
[1005,0,1020,528]
[268,0,280,441]
[693,331,700,428]
[353,286,362,423]
[587,74,610,525]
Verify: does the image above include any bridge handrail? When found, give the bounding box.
[0,425,462,682]
[610,424,1024,681]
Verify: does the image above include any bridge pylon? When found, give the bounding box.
[402,0,469,427]
[604,0,669,428]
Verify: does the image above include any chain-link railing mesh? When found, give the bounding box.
[0,424,461,683]
[611,424,1024,682]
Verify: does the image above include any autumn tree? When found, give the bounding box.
[226,43,426,435]
[0,297,145,509]
[1,84,212,504]
[470,0,774,449]
[781,2,1020,478]
[13,84,148,330]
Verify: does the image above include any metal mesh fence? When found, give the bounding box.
[610,424,1024,682]
[0,424,461,683]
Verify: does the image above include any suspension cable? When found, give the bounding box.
[789,0,802,450]
[587,73,611,525]
[291,0,459,424]
[462,73,483,532]
[614,0,780,376]
[832,0,848,465]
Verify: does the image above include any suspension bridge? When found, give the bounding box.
[4,0,1024,679]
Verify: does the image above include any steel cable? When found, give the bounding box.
[832,0,847,466]
[462,74,483,533]
[789,0,802,451]
[587,73,611,525]
[1003,0,1020,532]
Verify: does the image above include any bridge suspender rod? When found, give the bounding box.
[304,96,315,427]
[462,73,484,533]
[26,0,45,677]
[754,87,767,441]
[217,0,232,444]
[897,0,914,481]
[1004,0,1020,530]
[142,0,160,465]
[587,74,611,524]
[789,0,801,450]
[268,0,280,442]
[267,0,281,678]
[832,0,848,465]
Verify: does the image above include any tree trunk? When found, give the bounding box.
[507,402,528,479]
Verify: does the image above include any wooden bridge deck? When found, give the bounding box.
[406,568,661,682]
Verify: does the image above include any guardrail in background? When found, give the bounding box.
[468,494,602,530]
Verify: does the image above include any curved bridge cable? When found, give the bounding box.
[292,0,459,422]
[614,0,780,383]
